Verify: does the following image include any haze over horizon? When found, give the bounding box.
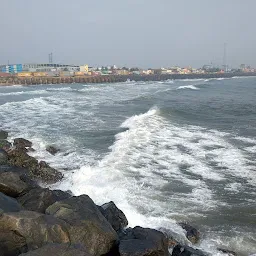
[1,0,255,68]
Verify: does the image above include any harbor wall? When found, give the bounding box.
[0,72,255,86]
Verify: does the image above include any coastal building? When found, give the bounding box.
[1,64,23,73]
[80,65,89,73]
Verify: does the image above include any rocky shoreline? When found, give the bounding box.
[0,129,242,256]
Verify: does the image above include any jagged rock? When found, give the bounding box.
[217,248,237,256]
[99,201,128,232]
[158,228,178,248]
[179,223,200,244]
[18,188,71,213]
[46,195,118,256]
[119,226,169,256]
[0,139,12,151]
[0,167,37,197]
[0,211,70,254]
[171,244,207,256]
[46,145,60,155]
[37,161,63,183]
[7,148,63,183]
[0,192,23,212]
[19,243,92,256]
[13,138,32,148]
[0,148,8,164]
[0,230,28,256]
[0,130,8,140]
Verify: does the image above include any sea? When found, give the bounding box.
[0,77,255,256]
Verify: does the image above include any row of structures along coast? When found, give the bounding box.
[0,63,256,85]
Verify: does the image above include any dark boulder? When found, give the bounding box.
[7,148,63,183]
[46,145,60,155]
[0,129,8,140]
[0,148,8,164]
[99,201,128,232]
[0,230,28,256]
[18,188,71,213]
[0,168,37,197]
[179,223,200,244]
[46,195,118,256]
[0,192,23,212]
[13,138,32,148]
[19,243,92,256]
[0,139,12,151]
[171,244,207,256]
[119,226,169,256]
[0,211,70,253]
[37,161,63,183]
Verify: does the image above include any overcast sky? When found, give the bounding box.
[1,0,255,68]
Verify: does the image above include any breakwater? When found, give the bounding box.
[0,72,256,86]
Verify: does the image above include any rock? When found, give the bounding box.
[0,129,8,139]
[0,148,8,164]
[217,248,237,256]
[171,244,207,256]
[158,228,178,248]
[13,138,32,148]
[19,243,92,256]
[119,226,169,256]
[7,148,63,183]
[0,211,70,253]
[18,188,71,213]
[46,145,60,155]
[46,195,118,256]
[99,201,128,232]
[179,223,200,244]
[37,161,63,182]
[0,192,23,212]
[0,139,12,151]
[0,168,37,197]
[0,230,28,256]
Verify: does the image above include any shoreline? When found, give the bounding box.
[0,72,256,86]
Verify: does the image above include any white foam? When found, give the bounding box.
[177,85,199,90]
[224,183,243,192]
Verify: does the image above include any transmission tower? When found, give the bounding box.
[48,53,53,64]
[223,43,227,72]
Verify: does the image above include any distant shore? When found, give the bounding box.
[0,72,256,86]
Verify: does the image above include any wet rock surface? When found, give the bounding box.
[0,148,8,164]
[18,187,71,213]
[0,168,37,197]
[0,192,23,212]
[19,243,92,256]
[0,130,8,140]
[119,226,169,256]
[46,145,60,155]
[171,244,207,256]
[46,195,118,256]
[178,223,200,244]
[99,201,128,232]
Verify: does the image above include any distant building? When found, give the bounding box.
[80,65,89,73]
[1,64,23,73]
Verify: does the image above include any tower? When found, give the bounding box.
[48,53,53,64]
[223,43,227,72]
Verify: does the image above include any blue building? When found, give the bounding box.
[1,64,23,73]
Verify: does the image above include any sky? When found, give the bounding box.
[1,0,255,68]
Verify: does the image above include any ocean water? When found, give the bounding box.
[0,77,255,255]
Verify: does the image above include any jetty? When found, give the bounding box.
[0,72,255,86]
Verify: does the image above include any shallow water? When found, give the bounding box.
[0,77,255,255]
